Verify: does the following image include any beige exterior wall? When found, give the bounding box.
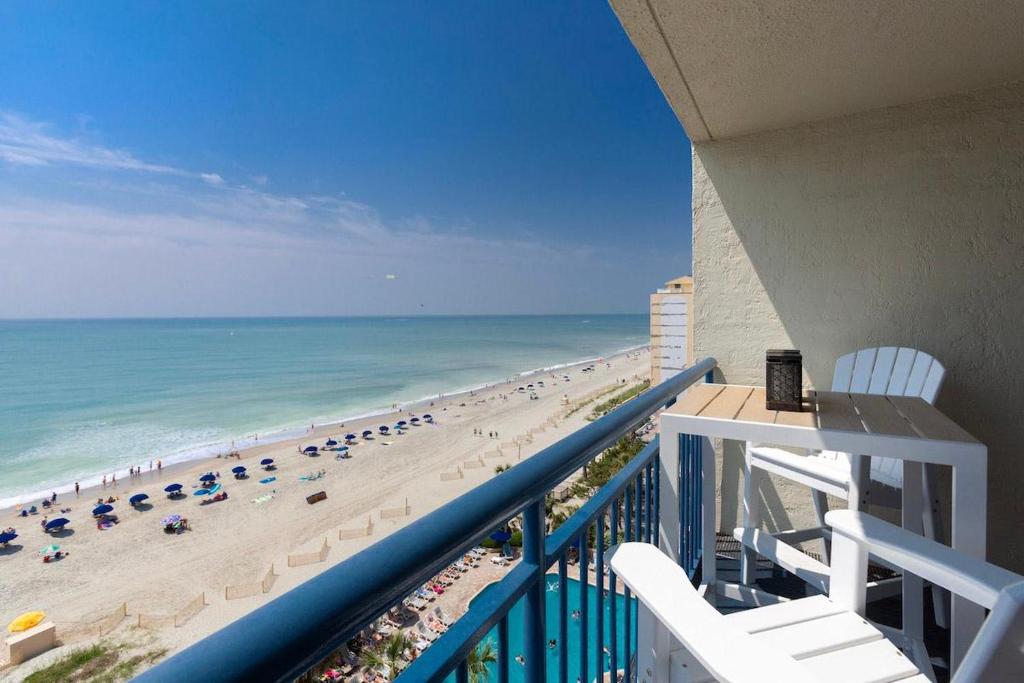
[651,276,694,384]
[692,82,1024,571]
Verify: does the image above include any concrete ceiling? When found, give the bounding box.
[610,0,1024,142]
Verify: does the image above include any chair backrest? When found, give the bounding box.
[953,582,1024,683]
[831,347,945,404]
[828,348,946,487]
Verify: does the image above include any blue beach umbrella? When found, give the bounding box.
[325,439,338,447]
[345,433,357,441]
[0,531,17,544]
[396,420,407,427]
[92,504,113,516]
[378,425,389,434]
[129,493,149,505]
[161,514,181,526]
[423,414,433,422]
[410,417,420,424]
[164,483,183,493]
[231,466,246,474]
[45,518,69,531]
[489,530,512,544]
[303,446,318,454]
[260,458,274,467]
[361,430,372,438]
[337,446,348,452]
[200,473,216,482]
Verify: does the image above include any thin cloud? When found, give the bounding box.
[0,111,183,175]
[0,110,651,317]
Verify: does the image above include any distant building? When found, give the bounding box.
[650,276,693,384]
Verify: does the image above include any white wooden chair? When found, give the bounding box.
[610,511,1024,683]
[738,347,948,613]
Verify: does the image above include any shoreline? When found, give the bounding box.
[0,344,648,511]
[1,347,651,679]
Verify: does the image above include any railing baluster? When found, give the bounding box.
[644,461,653,543]
[652,454,660,549]
[558,555,568,683]
[523,499,547,682]
[498,613,509,683]
[610,500,619,680]
[695,434,703,571]
[579,526,589,683]
[625,484,634,682]
[688,436,696,573]
[678,433,687,569]
[596,512,606,679]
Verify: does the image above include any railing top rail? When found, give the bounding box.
[134,358,716,683]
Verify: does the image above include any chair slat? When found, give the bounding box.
[750,611,882,660]
[849,349,877,393]
[832,352,857,392]
[868,347,898,394]
[723,595,842,634]
[920,361,945,405]
[888,348,918,396]
[799,638,920,682]
[905,352,935,398]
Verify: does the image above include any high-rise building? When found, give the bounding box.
[650,276,693,384]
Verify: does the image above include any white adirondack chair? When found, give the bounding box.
[610,511,1024,683]
[738,347,948,614]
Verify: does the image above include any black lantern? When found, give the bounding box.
[766,349,803,411]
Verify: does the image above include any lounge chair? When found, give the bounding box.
[610,510,1024,682]
[416,622,438,642]
[433,606,454,627]
[490,556,509,566]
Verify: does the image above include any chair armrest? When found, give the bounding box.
[608,542,815,683]
[826,510,1020,609]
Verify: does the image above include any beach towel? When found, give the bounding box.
[259,477,276,484]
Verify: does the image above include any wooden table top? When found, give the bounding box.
[663,384,978,445]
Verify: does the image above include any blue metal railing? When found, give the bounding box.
[135,357,717,683]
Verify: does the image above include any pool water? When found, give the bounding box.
[445,573,636,682]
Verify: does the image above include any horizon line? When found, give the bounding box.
[0,311,650,323]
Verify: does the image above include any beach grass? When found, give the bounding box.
[23,642,167,683]
[586,380,651,420]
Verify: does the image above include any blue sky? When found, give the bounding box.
[0,1,692,318]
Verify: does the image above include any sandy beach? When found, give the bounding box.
[1,347,649,678]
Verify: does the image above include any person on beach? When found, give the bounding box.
[51,491,56,503]
[75,482,80,496]
[157,460,162,471]
[102,475,106,488]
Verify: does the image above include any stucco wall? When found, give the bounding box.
[692,81,1024,571]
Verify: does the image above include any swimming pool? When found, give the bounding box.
[445,573,635,682]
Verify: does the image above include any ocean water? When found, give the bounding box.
[0,315,647,506]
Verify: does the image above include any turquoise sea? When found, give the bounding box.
[0,315,647,506]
